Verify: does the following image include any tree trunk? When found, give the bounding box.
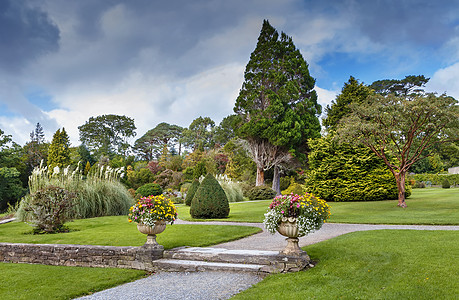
[394,171,407,208]
[256,167,264,186]
[272,165,281,195]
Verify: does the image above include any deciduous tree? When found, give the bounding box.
[337,93,459,207]
[78,114,136,158]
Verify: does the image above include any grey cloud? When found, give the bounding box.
[0,0,60,72]
[350,0,459,47]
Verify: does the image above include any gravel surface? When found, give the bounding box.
[77,271,263,300]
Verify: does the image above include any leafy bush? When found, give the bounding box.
[193,161,207,179]
[281,178,306,195]
[136,183,163,198]
[305,136,407,202]
[0,167,27,211]
[413,181,426,188]
[185,179,200,206]
[190,173,230,218]
[408,173,459,187]
[246,186,276,200]
[279,176,291,191]
[442,178,451,189]
[20,186,76,233]
[155,169,183,189]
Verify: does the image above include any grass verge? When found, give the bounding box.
[178,188,459,225]
[234,230,459,300]
[328,188,459,224]
[0,263,146,300]
[0,216,261,248]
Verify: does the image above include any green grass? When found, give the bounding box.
[234,230,459,300]
[0,216,261,248]
[177,200,270,223]
[0,263,146,300]
[328,188,459,225]
[178,188,459,225]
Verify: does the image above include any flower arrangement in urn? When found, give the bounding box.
[128,194,178,227]
[264,193,330,255]
[128,194,177,248]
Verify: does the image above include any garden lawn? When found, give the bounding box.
[0,216,261,248]
[178,188,459,225]
[328,188,459,225]
[177,200,270,223]
[0,262,146,300]
[234,230,459,300]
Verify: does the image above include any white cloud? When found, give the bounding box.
[426,62,459,99]
[315,86,338,114]
[41,63,245,145]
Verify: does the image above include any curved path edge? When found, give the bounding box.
[174,219,459,251]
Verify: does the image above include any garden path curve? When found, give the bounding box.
[174,219,459,251]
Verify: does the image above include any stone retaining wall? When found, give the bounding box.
[0,243,163,271]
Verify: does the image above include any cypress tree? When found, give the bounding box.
[48,128,71,171]
[190,173,229,219]
[185,179,200,206]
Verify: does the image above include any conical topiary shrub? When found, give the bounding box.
[190,173,230,219]
[185,179,200,206]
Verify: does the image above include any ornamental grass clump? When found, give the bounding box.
[264,193,331,236]
[128,195,177,228]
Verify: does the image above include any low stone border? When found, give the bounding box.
[0,243,163,271]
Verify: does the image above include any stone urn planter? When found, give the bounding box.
[137,221,167,249]
[277,217,306,256]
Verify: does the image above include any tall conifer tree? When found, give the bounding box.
[48,128,71,170]
[234,20,321,188]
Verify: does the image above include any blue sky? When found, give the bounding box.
[1,0,459,145]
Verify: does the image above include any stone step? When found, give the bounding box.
[163,247,279,265]
[153,258,271,274]
[159,247,313,274]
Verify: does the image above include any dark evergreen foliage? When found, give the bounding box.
[185,179,199,206]
[246,186,276,200]
[190,173,229,219]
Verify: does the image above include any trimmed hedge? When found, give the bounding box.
[135,183,162,198]
[185,180,200,206]
[246,186,276,200]
[408,173,459,187]
[190,173,229,219]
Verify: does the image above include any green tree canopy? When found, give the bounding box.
[234,19,321,187]
[78,114,136,158]
[182,116,215,151]
[134,122,183,161]
[337,93,459,207]
[323,77,372,131]
[369,75,429,96]
[48,128,71,171]
[23,123,49,172]
[213,115,240,147]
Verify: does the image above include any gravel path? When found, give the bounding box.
[78,220,459,300]
[77,271,263,300]
[175,219,459,250]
